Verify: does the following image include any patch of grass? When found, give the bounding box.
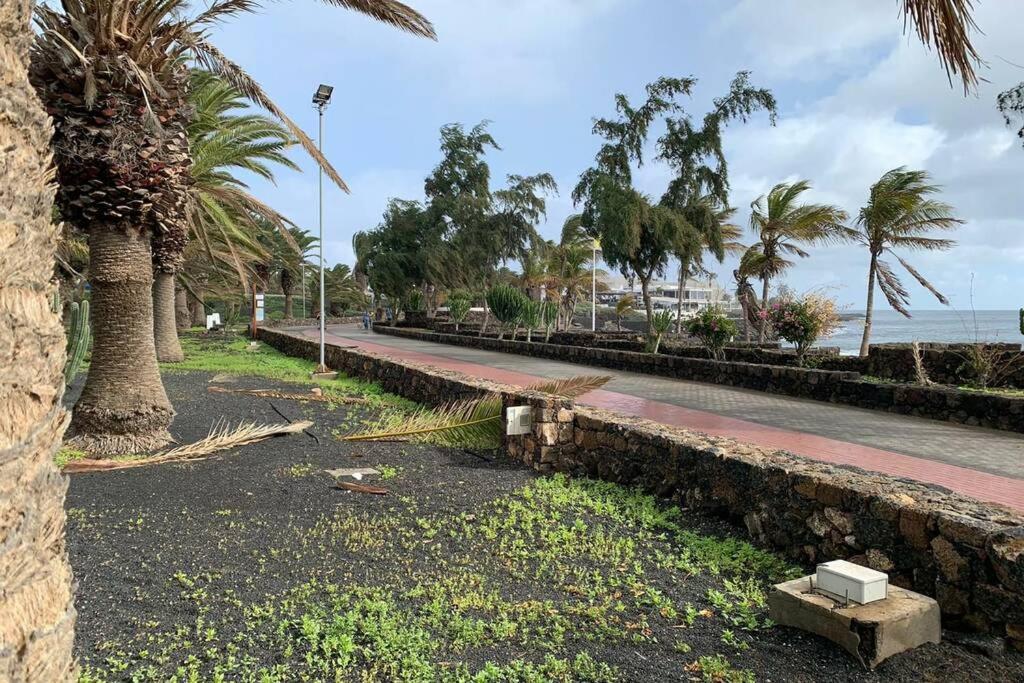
[166,332,415,411]
[73,474,799,681]
[54,446,87,468]
[378,464,402,480]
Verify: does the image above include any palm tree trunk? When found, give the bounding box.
[174,284,190,331]
[859,253,878,357]
[153,270,184,362]
[758,277,770,343]
[190,291,206,327]
[69,227,174,455]
[0,0,77,674]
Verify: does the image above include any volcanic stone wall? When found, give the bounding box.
[260,327,1024,646]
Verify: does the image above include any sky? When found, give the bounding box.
[210,0,1024,313]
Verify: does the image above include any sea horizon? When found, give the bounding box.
[824,309,1022,354]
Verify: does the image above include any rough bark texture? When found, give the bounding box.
[174,284,189,332]
[152,271,183,362]
[281,268,294,319]
[190,291,205,327]
[0,0,79,678]
[69,228,173,454]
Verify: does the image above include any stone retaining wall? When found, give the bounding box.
[260,327,1024,646]
[374,325,1024,434]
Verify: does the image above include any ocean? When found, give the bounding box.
[825,309,1023,354]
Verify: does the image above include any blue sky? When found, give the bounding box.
[210,0,1024,312]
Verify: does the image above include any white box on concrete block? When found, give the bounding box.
[816,560,888,604]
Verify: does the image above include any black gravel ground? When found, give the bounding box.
[66,371,1024,682]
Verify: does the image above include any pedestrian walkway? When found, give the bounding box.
[284,324,1024,511]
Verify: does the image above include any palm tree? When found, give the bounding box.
[614,294,635,331]
[31,0,434,454]
[855,168,962,355]
[0,0,77,673]
[742,181,851,341]
[278,229,318,319]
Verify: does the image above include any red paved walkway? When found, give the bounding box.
[295,327,1024,512]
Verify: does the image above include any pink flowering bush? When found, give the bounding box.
[686,307,737,361]
[767,294,841,366]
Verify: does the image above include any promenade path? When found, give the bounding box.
[283,324,1024,511]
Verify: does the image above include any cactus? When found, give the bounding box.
[485,284,528,340]
[63,300,91,385]
[447,294,471,332]
[519,300,542,342]
[541,300,559,342]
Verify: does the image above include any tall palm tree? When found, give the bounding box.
[0,0,77,675]
[278,228,318,318]
[742,180,851,341]
[31,0,434,454]
[855,168,961,355]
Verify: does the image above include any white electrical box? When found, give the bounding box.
[815,560,888,605]
[506,406,532,436]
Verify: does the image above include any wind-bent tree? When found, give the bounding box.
[854,167,961,355]
[658,71,776,331]
[32,0,434,453]
[0,0,77,674]
[491,173,558,264]
[741,180,850,341]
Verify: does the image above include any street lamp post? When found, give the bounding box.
[312,84,333,372]
[591,239,600,332]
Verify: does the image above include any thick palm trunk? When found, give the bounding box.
[281,268,294,319]
[69,228,173,455]
[758,277,770,343]
[174,284,190,331]
[859,253,878,357]
[153,271,183,362]
[190,291,206,327]
[0,0,78,675]
[283,294,294,319]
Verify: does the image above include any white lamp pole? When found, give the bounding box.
[591,239,599,332]
[313,84,333,371]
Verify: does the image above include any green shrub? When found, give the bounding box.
[519,300,542,342]
[485,285,528,340]
[447,294,471,331]
[540,300,559,342]
[686,307,736,361]
[405,289,425,313]
[646,309,674,354]
[766,294,840,366]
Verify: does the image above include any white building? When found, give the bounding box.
[596,276,737,318]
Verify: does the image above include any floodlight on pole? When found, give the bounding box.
[312,84,332,372]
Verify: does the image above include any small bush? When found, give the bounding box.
[766,294,840,366]
[485,285,529,340]
[686,307,736,361]
[647,309,675,354]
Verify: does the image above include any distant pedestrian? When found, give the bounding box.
[362,311,370,330]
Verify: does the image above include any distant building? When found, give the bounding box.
[596,276,737,318]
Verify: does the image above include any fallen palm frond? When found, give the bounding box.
[526,375,609,398]
[341,375,610,449]
[63,420,313,473]
[207,386,367,404]
[342,395,503,449]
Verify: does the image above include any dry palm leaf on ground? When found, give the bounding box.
[341,375,609,449]
[63,420,313,473]
[206,386,367,404]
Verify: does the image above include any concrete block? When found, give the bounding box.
[768,576,941,669]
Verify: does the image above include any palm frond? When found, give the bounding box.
[343,396,504,448]
[64,420,312,472]
[527,375,610,398]
[894,253,949,305]
[901,0,982,93]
